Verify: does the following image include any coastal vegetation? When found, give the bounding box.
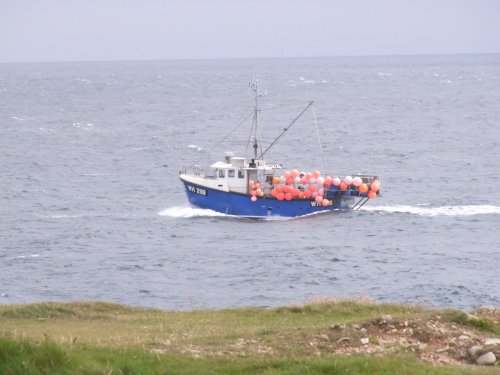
[0,299,498,374]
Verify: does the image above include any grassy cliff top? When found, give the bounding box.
[0,299,499,374]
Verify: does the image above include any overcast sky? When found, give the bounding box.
[1,0,499,63]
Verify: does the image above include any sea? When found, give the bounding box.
[1,55,499,311]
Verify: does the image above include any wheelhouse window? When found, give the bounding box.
[228,170,235,178]
[238,170,245,179]
[218,169,225,178]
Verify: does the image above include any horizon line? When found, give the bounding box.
[1,51,499,65]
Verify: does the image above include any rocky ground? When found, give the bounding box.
[304,306,500,368]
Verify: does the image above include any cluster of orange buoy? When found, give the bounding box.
[248,169,380,204]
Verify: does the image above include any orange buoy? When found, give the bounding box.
[277,192,285,201]
[358,183,368,193]
[304,190,312,199]
[272,176,280,185]
[285,192,293,201]
[370,182,379,192]
[368,191,377,199]
[339,182,348,191]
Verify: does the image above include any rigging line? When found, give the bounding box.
[261,101,314,157]
[312,104,327,174]
[190,110,254,167]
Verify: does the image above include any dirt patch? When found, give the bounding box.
[302,312,500,367]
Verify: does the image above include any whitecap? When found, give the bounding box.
[72,122,93,130]
[362,204,500,217]
[39,214,79,219]
[186,144,203,151]
[16,253,39,259]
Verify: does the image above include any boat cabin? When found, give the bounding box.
[206,153,281,194]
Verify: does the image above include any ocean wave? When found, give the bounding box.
[362,204,500,217]
[38,214,79,219]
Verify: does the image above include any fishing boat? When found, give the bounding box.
[179,80,380,218]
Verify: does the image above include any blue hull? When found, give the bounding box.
[180,179,362,217]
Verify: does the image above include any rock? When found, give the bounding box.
[458,335,470,341]
[330,324,344,330]
[418,343,428,351]
[359,328,367,334]
[360,337,369,345]
[379,314,393,324]
[468,345,482,359]
[314,334,329,342]
[467,313,479,320]
[484,338,500,346]
[475,351,496,366]
[337,337,350,343]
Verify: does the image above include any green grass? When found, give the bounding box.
[0,300,423,353]
[448,311,500,336]
[0,336,482,375]
[0,300,498,374]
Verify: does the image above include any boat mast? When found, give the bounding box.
[249,79,262,161]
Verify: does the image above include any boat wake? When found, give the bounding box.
[362,204,500,217]
[158,206,341,221]
[158,206,231,218]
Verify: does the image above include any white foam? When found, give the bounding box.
[72,122,94,130]
[362,205,500,217]
[186,144,203,151]
[16,254,39,259]
[158,206,229,218]
[158,206,338,220]
[39,214,79,219]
